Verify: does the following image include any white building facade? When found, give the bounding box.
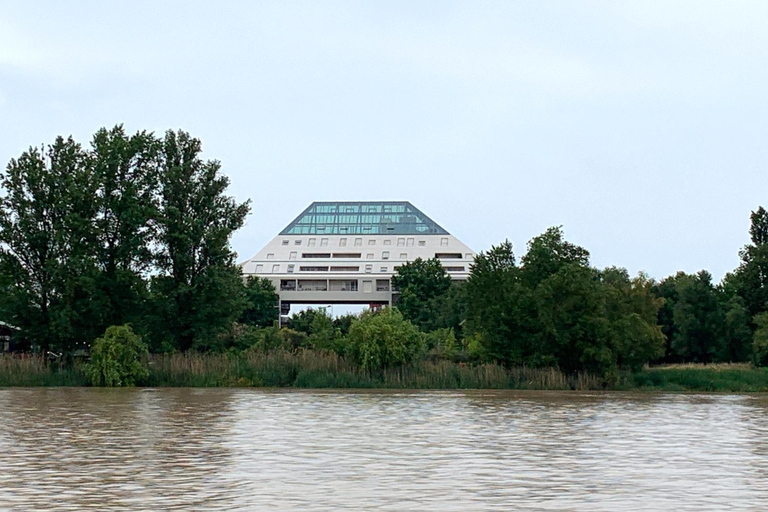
[240,201,475,313]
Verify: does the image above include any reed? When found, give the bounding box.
[0,351,609,390]
[0,355,88,386]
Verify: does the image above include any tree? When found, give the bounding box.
[601,268,665,371]
[729,206,768,320]
[753,313,768,366]
[89,126,159,334]
[520,226,590,288]
[671,271,725,363]
[0,137,97,352]
[391,258,452,331]
[534,264,611,375]
[652,275,681,362]
[240,277,278,328]
[465,241,536,365]
[84,324,149,387]
[722,296,752,362]
[149,130,250,351]
[288,308,321,334]
[346,308,425,370]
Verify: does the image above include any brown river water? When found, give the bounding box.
[1,389,768,511]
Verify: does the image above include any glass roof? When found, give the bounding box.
[280,201,449,235]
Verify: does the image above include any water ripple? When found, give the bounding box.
[2,389,768,510]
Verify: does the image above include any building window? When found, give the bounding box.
[302,253,331,258]
[282,240,289,245]
[368,239,375,246]
[365,265,372,273]
[308,238,316,247]
[366,253,374,259]
[299,266,329,271]
[297,280,327,291]
[339,238,347,247]
[384,240,392,246]
[406,238,414,247]
[267,253,275,259]
[382,251,389,259]
[441,238,448,246]
[380,267,387,272]
[271,264,280,273]
[287,265,295,273]
[444,266,465,272]
[289,252,297,260]
[320,238,328,247]
[362,280,373,293]
[329,279,359,292]
[295,240,302,245]
[280,279,297,291]
[354,238,363,247]
[333,253,362,258]
[376,279,390,291]
[418,241,426,246]
[400,253,407,259]
[435,253,462,259]
[256,264,263,273]
[397,238,405,247]
[330,266,360,272]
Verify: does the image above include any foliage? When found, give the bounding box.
[0,126,248,355]
[240,277,278,328]
[0,137,96,352]
[465,230,664,379]
[601,268,665,371]
[148,130,250,352]
[346,308,425,370]
[287,308,321,334]
[729,206,768,320]
[84,325,149,387]
[753,312,768,367]
[392,258,453,331]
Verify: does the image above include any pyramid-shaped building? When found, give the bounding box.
[241,201,475,310]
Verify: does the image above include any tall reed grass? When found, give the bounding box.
[0,350,606,389]
[0,355,88,386]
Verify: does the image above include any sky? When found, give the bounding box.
[1,0,767,282]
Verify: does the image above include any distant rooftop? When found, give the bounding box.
[280,201,449,236]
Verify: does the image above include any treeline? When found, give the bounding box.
[0,126,250,353]
[388,210,768,379]
[4,126,768,385]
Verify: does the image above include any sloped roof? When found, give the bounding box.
[279,201,449,236]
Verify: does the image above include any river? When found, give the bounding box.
[1,389,768,510]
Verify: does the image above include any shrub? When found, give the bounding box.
[346,308,425,370]
[85,325,149,386]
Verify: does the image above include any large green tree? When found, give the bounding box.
[89,126,159,333]
[391,257,453,332]
[729,206,768,319]
[0,137,97,352]
[670,271,725,363]
[240,276,278,328]
[465,240,536,365]
[150,130,250,352]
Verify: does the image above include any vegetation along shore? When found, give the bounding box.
[2,126,768,390]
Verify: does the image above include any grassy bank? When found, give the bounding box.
[627,363,768,392]
[0,351,602,390]
[4,352,768,391]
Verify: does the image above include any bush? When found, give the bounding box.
[346,308,425,370]
[85,325,149,386]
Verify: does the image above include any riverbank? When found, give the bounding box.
[2,352,767,391]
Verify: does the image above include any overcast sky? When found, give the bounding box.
[1,1,767,281]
